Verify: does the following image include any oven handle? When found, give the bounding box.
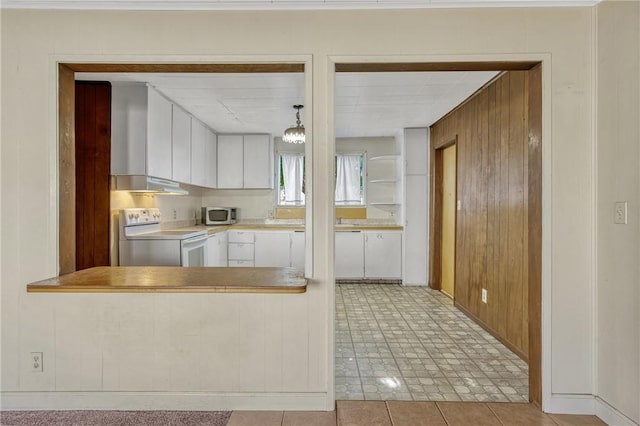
[181,234,208,247]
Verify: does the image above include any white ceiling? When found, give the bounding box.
[76,71,498,138]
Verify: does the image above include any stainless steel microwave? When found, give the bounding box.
[202,207,237,225]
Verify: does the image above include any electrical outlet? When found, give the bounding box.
[172,209,177,220]
[31,352,43,372]
[481,288,488,304]
[615,201,627,225]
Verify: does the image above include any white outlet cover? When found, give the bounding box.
[615,201,628,225]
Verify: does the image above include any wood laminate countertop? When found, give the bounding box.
[27,266,307,294]
[185,224,404,234]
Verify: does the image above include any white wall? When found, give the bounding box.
[595,1,640,423]
[1,6,598,410]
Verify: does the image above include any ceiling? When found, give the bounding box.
[76,71,498,138]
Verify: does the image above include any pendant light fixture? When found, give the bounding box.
[283,105,305,144]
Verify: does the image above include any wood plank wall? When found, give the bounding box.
[75,81,112,270]
[430,71,530,360]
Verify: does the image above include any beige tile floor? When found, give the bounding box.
[227,402,607,425]
[336,284,529,402]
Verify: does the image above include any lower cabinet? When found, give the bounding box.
[254,230,305,269]
[206,231,228,267]
[228,230,255,267]
[364,231,402,279]
[255,231,290,267]
[335,231,365,279]
[290,231,305,270]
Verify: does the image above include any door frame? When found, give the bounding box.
[431,136,458,298]
[330,56,546,408]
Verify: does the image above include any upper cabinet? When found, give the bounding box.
[217,135,244,188]
[112,83,271,191]
[112,83,173,179]
[192,118,217,188]
[146,88,173,180]
[172,106,192,183]
[218,134,273,189]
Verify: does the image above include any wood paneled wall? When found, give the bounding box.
[430,71,533,360]
[75,81,111,271]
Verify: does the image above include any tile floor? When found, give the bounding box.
[335,284,529,402]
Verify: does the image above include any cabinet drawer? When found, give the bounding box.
[228,242,254,260]
[228,231,255,243]
[228,260,255,267]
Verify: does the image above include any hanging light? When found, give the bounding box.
[283,105,305,144]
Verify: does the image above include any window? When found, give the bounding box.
[277,153,305,206]
[335,153,365,205]
[276,152,365,206]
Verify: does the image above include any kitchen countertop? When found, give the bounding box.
[180,223,404,234]
[27,266,307,294]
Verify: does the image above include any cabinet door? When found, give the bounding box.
[111,83,147,175]
[207,233,221,267]
[190,119,207,187]
[291,231,305,271]
[243,134,273,189]
[255,232,290,267]
[146,88,173,179]
[172,106,191,183]
[335,231,364,279]
[365,232,402,279]
[205,128,217,188]
[219,231,228,265]
[217,135,244,188]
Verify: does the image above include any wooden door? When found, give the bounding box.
[441,144,457,298]
[75,81,111,270]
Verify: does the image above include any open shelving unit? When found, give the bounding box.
[367,154,401,214]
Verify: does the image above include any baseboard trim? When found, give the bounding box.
[0,391,330,411]
[547,393,595,414]
[454,301,528,362]
[595,397,638,426]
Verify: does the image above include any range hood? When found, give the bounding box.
[111,175,189,195]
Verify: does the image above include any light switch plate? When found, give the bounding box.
[615,201,628,225]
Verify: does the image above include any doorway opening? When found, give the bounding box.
[333,61,542,406]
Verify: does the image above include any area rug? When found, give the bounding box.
[0,410,231,426]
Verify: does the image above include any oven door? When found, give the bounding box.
[181,234,208,267]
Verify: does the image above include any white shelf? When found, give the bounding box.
[369,155,400,161]
[369,179,398,184]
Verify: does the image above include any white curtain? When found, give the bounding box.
[281,153,304,204]
[335,154,361,204]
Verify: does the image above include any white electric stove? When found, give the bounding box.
[119,208,208,267]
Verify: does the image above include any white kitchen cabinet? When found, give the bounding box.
[216,134,273,189]
[205,128,217,188]
[365,231,402,279]
[403,127,429,285]
[243,134,273,189]
[254,231,291,267]
[111,83,173,180]
[190,119,207,187]
[335,231,365,279]
[291,231,305,270]
[146,87,173,180]
[207,231,228,267]
[228,230,255,267]
[172,106,191,183]
[217,135,244,188]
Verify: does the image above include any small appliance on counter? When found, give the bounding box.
[119,208,208,267]
[202,207,237,225]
